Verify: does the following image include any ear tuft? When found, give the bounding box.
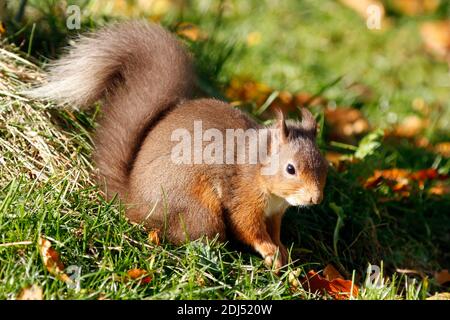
[274,109,288,143]
[298,107,317,135]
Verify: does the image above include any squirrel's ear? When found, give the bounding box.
[275,109,288,144]
[299,107,317,136]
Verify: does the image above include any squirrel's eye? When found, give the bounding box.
[286,164,296,175]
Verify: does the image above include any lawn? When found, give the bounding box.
[0,0,449,300]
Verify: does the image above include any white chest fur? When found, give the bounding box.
[264,194,289,217]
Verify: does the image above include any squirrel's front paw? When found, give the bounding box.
[257,242,287,272]
[264,253,284,271]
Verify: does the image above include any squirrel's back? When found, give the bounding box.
[28,21,196,198]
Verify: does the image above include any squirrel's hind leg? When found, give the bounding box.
[163,198,227,245]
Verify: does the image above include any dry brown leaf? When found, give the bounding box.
[17,285,43,300]
[427,292,450,300]
[225,78,327,120]
[392,0,440,16]
[421,21,450,61]
[390,115,427,138]
[90,0,172,19]
[0,22,6,36]
[364,168,448,198]
[126,268,152,284]
[429,181,450,196]
[294,93,327,108]
[435,142,450,158]
[176,23,207,42]
[325,152,346,169]
[226,78,272,106]
[148,229,160,245]
[301,270,359,300]
[288,269,302,289]
[38,237,72,284]
[323,264,345,281]
[325,107,370,143]
[347,83,375,103]
[435,269,450,286]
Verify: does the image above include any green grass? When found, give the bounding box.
[0,0,449,299]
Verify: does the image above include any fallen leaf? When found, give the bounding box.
[38,237,72,284]
[420,20,450,61]
[301,270,359,300]
[288,269,302,289]
[126,268,152,284]
[196,274,206,287]
[435,269,450,286]
[176,22,207,41]
[325,107,370,143]
[226,77,272,106]
[0,22,6,36]
[392,0,440,16]
[148,229,160,245]
[17,285,43,300]
[225,78,327,119]
[347,83,375,103]
[363,168,448,198]
[389,115,428,138]
[90,0,172,19]
[294,92,327,107]
[411,168,439,181]
[427,292,450,300]
[429,182,450,196]
[323,264,345,281]
[325,152,346,169]
[435,142,450,158]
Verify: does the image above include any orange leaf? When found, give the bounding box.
[389,115,427,139]
[410,168,439,181]
[38,237,72,283]
[325,107,370,144]
[325,152,346,170]
[364,169,409,189]
[176,23,207,42]
[323,264,344,281]
[127,268,152,284]
[435,142,450,158]
[295,92,327,107]
[429,182,450,196]
[363,168,447,198]
[421,21,450,61]
[148,229,160,246]
[301,270,358,300]
[17,285,43,300]
[0,22,6,36]
[393,0,440,16]
[435,269,450,286]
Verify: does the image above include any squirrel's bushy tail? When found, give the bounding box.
[28,21,196,198]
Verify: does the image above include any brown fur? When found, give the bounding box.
[28,21,328,270]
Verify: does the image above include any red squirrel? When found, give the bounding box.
[29,21,328,270]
